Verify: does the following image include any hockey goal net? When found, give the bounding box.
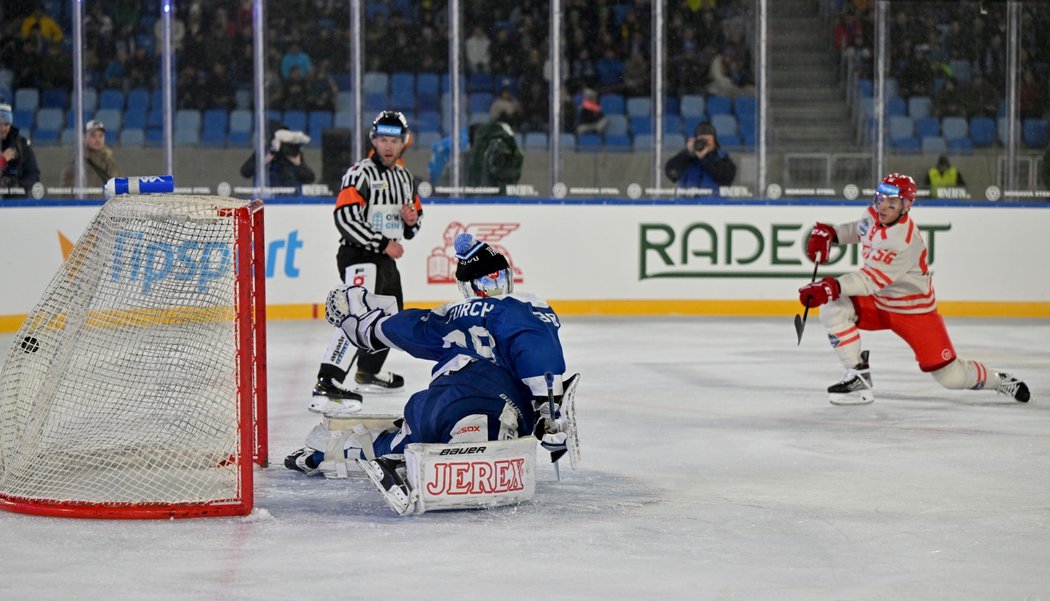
[0,195,267,518]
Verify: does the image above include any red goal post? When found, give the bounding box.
[0,195,267,518]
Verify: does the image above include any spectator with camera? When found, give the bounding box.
[664,120,737,197]
[1,103,41,199]
[239,122,315,193]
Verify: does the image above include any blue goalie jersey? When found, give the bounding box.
[375,292,567,399]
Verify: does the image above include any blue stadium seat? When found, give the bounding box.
[415,111,441,133]
[1022,118,1049,148]
[363,72,389,95]
[201,109,229,147]
[908,95,932,119]
[606,114,629,137]
[14,88,39,111]
[941,116,969,144]
[282,110,307,132]
[710,114,738,139]
[145,127,164,146]
[680,95,705,118]
[35,108,63,133]
[124,108,147,130]
[857,78,873,97]
[417,73,440,111]
[81,88,98,113]
[99,88,125,110]
[307,111,333,144]
[467,73,493,93]
[921,136,947,155]
[886,95,907,117]
[965,116,991,148]
[94,108,123,132]
[127,88,150,111]
[889,115,917,151]
[333,73,352,91]
[174,109,202,146]
[629,116,652,135]
[626,97,651,117]
[734,95,756,120]
[33,129,59,145]
[706,95,732,116]
[600,94,625,115]
[364,92,387,113]
[663,133,685,149]
[577,133,602,152]
[664,96,680,116]
[914,116,940,139]
[41,88,68,109]
[523,132,548,150]
[66,108,91,129]
[120,128,145,148]
[632,133,653,150]
[468,111,488,125]
[468,93,493,114]
[663,115,683,135]
[12,108,34,130]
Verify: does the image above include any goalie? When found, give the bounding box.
[285,233,578,515]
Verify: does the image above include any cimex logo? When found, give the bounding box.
[639,222,951,280]
[427,221,525,285]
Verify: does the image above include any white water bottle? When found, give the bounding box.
[103,175,175,199]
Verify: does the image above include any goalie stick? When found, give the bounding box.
[545,372,561,482]
[794,261,820,345]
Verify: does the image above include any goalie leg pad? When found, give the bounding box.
[403,437,537,514]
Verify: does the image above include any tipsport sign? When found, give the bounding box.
[638,221,952,280]
[110,230,233,294]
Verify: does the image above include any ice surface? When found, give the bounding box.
[2,317,1049,600]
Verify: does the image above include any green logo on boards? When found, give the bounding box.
[638,222,951,280]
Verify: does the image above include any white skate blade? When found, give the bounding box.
[829,390,874,406]
[351,383,401,395]
[309,397,364,416]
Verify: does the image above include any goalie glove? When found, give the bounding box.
[325,285,398,351]
[533,413,568,463]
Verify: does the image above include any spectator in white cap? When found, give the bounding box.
[61,118,123,194]
[1,102,41,198]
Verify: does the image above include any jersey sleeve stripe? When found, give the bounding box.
[335,186,366,209]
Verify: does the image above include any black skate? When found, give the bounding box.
[828,350,874,405]
[353,370,405,394]
[995,371,1030,403]
[284,447,323,476]
[357,456,413,515]
[308,377,364,416]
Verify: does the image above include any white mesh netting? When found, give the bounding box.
[0,195,256,511]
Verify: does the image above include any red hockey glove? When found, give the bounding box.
[799,277,840,308]
[806,223,837,264]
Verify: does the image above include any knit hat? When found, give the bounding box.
[0,103,12,124]
[454,233,510,283]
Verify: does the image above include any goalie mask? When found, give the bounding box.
[453,233,513,299]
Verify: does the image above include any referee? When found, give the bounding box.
[310,110,423,415]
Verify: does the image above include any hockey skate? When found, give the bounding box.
[994,371,1030,403]
[828,350,874,406]
[308,377,364,416]
[357,456,413,515]
[353,370,404,394]
[284,447,324,476]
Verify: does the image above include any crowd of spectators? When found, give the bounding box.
[1,0,757,132]
[831,0,1050,121]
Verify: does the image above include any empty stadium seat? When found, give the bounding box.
[629,116,652,135]
[576,132,603,152]
[734,96,756,120]
[921,135,947,155]
[94,108,123,132]
[632,133,653,150]
[120,128,145,148]
[363,72,389,95]
[663,115,683,135]
[14,88,39,111]
[908,96,932,119]
[889,115,917,151]
[308,111,333,143]
[886,95,907,117]
[710,114,738,139]
[941,116,968,144]
[600,94,625,115]
[468,93,493,114]
[914,116,940,139]
[706,95,732,116]
[1022,118,1049,148]
[41,88,68,109]
[99,88,125,110]
[282,110,307,132]
[415,111,441,133]
[35,108,64,133]
[965,116,991,148]
[680,95,705,118]
[626,97,651,117]
[606,114,629,137]
[201,109,229,147]
[605,134,632,152]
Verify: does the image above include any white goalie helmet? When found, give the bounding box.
[453,233,514,299]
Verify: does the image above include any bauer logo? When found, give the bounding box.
[424,458,526,495]
[110,230,232,294]
[639,222,950,280]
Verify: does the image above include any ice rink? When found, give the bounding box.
[2,316,1049,600]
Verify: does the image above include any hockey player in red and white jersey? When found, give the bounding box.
[799,172,1030,405]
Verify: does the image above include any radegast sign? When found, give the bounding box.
[639,222,951,280]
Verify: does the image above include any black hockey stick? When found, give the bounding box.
[794,261,820,345]
[544,371,561,482]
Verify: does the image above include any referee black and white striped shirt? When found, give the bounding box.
[334,156,423,253]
